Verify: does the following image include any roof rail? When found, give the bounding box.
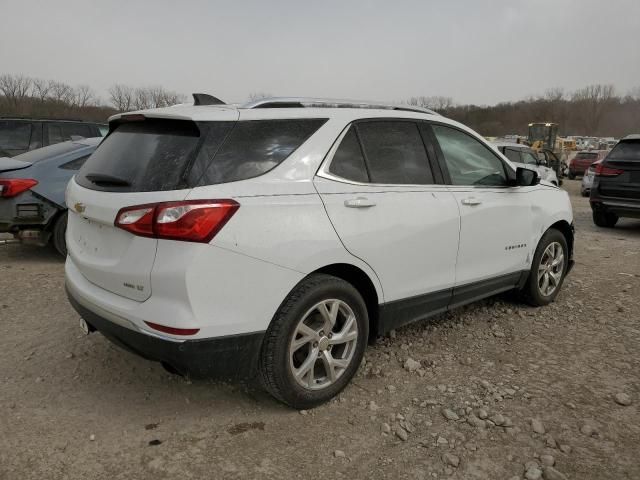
[241,97,439,115]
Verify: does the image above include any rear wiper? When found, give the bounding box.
[84,173,131,187]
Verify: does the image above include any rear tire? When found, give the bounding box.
[52,212,68,257]
[520,229,568,307]
[580,190,589,197]
[260,274,368,409]
[592,210,618,228]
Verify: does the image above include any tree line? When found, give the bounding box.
[0,74,184,122]
[1,73,639,138]
[408,85,640,138]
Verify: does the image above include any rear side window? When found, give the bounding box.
[0,120,31,150]
[47,123,93,145]
[608,140,640,161]
[77,120,201,192]
[503,148,521,163]
[328,128,369,183]
[195,119,327,186]
[357,121,434,184]
[575,152,597,160]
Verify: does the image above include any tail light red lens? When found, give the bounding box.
[144,321,200,336]
[594,163,624,177]
[0,178,38,198]
[115,199,239,243]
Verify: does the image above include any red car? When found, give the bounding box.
[568,150,608,179]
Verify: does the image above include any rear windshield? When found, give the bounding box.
[0,120,31,150]
[608,140,640,161]
[77,120,202,192]
[77,118,327,192]
[575,152,597,159]
[13,141,85,163]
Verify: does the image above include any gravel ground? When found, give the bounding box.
[1,180,639,480]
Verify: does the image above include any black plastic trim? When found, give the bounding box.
[378,271,527,335]
[66,287,264,380]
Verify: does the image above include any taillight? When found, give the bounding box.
[144,321,199,336]
[0,178,38,198]
[594,163,624,177]
[115,199,239,243]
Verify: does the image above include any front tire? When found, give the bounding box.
[592,210,618,228]
[520,229,568,306]
[259,274,368,409]
[52,212,68,257]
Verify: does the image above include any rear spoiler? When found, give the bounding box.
[0,157,31,174]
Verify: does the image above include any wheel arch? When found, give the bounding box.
[312,263,380,343]
[548,219,574,261]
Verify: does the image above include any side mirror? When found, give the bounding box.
[516,167,540,186]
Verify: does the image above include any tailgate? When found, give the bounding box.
[66,179,188,301]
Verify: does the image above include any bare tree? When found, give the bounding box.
[571,84,616,135]
[407,95,454,113]
[108,84,134,111]
[248,92,273,102]
[0,74,34,107]
[32,78,53,103]
[72,85,96,108]
[49,81,74,104]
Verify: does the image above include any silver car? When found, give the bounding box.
[581,161,599,197]
[493,141,560,186]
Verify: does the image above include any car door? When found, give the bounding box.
[314,120,460,328]
[428,123,534,307]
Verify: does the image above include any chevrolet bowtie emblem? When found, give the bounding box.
[74,203,86,214]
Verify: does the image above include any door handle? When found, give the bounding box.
[461,196,482,206]
[344,197,376,208]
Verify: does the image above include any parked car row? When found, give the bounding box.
[0,117,105,157]
[0,137,102,254]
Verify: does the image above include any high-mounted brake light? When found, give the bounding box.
[115,199,239,243]
[594,163,624,177]
[0,178,38,198]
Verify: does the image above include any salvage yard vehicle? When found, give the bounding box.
[0,117,105,157]
[568,150,607,179]
[492,141,560,185]
[65,95,574,408]
[0,137,101,255]
[581,160,601,196]
[590,134,640,227]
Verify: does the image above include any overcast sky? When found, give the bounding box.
[1,0,639,106]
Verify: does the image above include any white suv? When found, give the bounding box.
[65,96,574,408]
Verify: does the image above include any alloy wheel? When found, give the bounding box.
[537,241,565,296]
[289,299,359,390]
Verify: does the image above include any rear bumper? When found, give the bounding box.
[590,197,640,219]
[66,286,264,379]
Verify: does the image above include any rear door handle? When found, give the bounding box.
[461,196,482,206]
[344,197,376,208]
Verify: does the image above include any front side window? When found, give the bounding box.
[432,125,508,186]
[521,151,539,166]
[356,121,434,184]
